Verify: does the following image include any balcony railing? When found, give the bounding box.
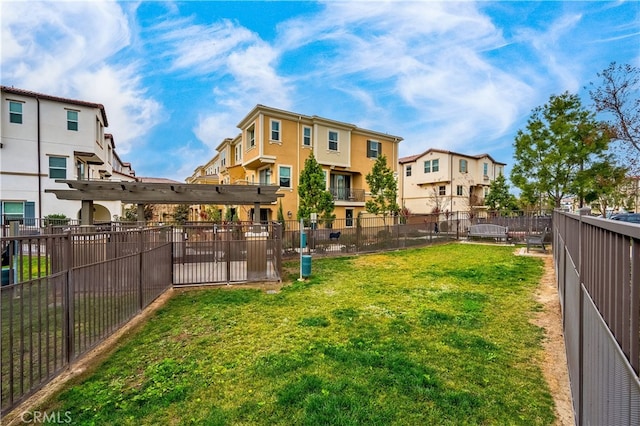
[329,187,365,202]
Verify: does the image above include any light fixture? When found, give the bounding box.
[287,211,292,218]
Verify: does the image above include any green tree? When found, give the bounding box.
[202,206,221,222]
[172,204,190,225]
[511,92,611,209]
[297,152,335,223]
[589,62,640,174]
[365,154,399,224]
[484,174,517,212]
[582,159,629,216]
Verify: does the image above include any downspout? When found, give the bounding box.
[37,96,42,219]
[450,154,453,213]
[297,116,301,218]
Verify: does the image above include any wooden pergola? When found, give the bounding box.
[46,180,283,225]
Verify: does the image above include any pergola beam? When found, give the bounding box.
[46,180,283,206]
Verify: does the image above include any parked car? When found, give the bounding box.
[610,213,640,224]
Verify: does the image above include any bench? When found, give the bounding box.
[526,227,549,253]
[467,224,509,242]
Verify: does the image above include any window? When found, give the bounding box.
[247,127,255,147]
[456,185,464,196]
[328,131,338,151]
[270,120,280,141]
[279,166,291,188]
[76,160,86,180]
[484,187,489,197]
[346,209,354,227]
[67,110,79,131]
[2,201,24,221]
[49,156,67,179]
[96,119,103,145]
[424,161,431,173]
[483,162,488,176]
[303,126,312,146]
[432,159,439,172]
[459,159,468,173]
[406,165,412,177]
[9,101,23,124]
[220,151,226,167]
[259,168,271,184]
[235,143,242,162]
[439,186,446,196]
[367,140,381,158]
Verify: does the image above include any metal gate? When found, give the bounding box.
[172,222,282,286]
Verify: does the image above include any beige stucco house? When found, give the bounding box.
[398,149,506,214]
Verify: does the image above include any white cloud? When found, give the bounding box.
[515,13,585,93]
[153,15,293,147]
[194,112,238,151]
[275,1,533,155]
[73,65,163,154]
[1,1,130,89]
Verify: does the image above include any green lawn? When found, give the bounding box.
[38,243,555,425]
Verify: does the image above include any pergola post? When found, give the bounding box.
[137,203,145,224]
[80,200,94,226]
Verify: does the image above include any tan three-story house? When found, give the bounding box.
[189,105,403,225]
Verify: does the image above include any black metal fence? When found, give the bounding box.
[554,210,640,425]
[1,227,172,416]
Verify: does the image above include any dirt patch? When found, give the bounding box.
[518,248,575,426]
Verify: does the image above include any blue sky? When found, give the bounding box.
[2,1,639,183]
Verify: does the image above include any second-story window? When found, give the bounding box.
[76,160,86,180]
[459,159,468,173]
[456,185,464,196]
[406,165,412,177]
[235,144,242,162]
[303,126,312,146]
[9,101,23,124]
[367,140,381,158]
[49,156,67,179]
[259,167,271,184]
[439,185,446,196]
[483,162,488,176]
[67,110,79,131]
[424,159,440,173]
[248,126,255,148]
[270,120,280,141]
[328,131,338,151]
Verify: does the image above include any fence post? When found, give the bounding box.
[577,206,590,426]
[138,229,144,311]
[64,231,73,363]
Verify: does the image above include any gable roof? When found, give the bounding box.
[399,148,505,165]
[1,85,109,126]
[237,104,403,142]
